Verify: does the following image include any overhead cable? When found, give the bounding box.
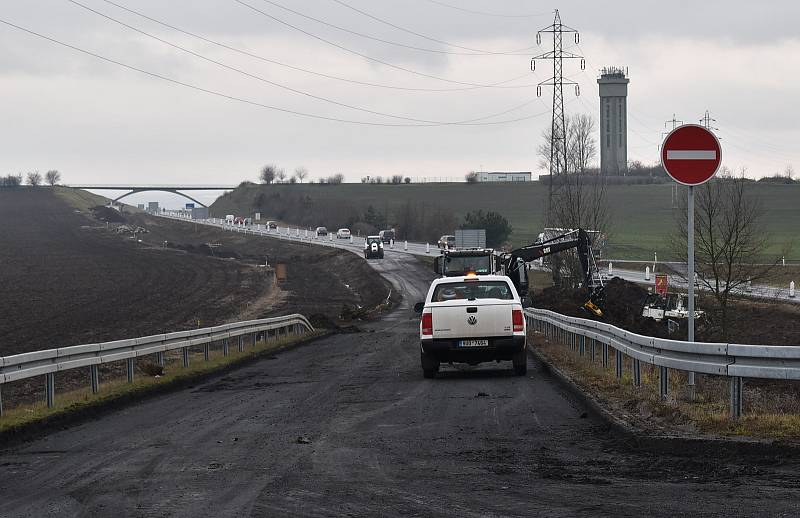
[67,0,541,125]
[233,0,539,89]
[0,17,550,128]
[100,0,536,92]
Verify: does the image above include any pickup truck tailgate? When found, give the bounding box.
[431,301,513,339]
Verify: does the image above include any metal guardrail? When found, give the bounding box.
[525,308,800,419]
[0,314,314,416]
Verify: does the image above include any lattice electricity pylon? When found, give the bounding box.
[700,110,719,132]
[531,9,584,224]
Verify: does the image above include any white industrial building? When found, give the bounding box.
[476,171,531,182]
[597,67,629,175]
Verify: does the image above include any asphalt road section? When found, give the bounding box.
[2,252,800,517]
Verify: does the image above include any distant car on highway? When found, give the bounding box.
[438,235,456,249]
[414,274,526,378]
[379,229,395,244]
[336,228,351,239]
[315,226,328,236]
[364,236,384,259]
[266,221,278,229]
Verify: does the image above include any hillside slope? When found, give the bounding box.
[210,182,800,259]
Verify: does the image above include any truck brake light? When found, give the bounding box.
[512,309,524,332]
[421,312,433,335]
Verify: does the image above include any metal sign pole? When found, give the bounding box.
[687,185,696,393]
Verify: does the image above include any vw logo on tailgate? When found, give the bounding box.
[467,315,478,325]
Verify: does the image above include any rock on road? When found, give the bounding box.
[1,252,799,517]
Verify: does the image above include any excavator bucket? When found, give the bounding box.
[583,299,603,317]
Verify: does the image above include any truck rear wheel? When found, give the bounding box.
[512,349,527,376]
[421,350,439,379]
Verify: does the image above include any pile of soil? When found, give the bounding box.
[90,205,126,223]
[532,276,676,338]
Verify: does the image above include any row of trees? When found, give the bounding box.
[259,164,347,185]
[360,175,411,184]
[259,165,308,184]
[0,170,61,188]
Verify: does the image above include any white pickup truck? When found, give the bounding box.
[414,274,527,378]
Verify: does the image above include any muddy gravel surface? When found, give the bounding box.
[2,253,800,516]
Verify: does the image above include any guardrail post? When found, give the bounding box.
[223,338,229,357]
[204,343,210,361]
[156,351,165,367]
[252,332,257,347]
[602,343,609,368]
[238,335,244,352]
[90,365,99,394]
[579,335,585,356]
[46,373,55,408]
[615,350,623,380]
[730,377,743,419]
[182,347,189,368]
[632,359,641,387]
[0,386,3,417]
[590,338,596,362]
[404,240,408,251]
[659,367,669,399]
[127,358,135,383]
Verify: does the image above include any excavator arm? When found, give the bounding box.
[503,229,605,317]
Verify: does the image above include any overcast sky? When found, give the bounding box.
[1,0,798,206]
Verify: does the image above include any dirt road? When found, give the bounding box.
[1,252,799,516]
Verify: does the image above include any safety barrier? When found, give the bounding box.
[0,314,314,415]
[525,308,800,419]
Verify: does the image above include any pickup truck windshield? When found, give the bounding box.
[431,281,513,302]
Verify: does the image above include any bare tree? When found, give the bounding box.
[538,113,598,176]
[785,164,795,180]
[260,164,277,184]
[567,113,597,174]
[26,171,42,186]
[275,168,287,183]
[390,174,404,184]
[294,166,308,183]
[549,173,611,286]
[45,169,61,186]
[671,172,786,339]
[465,171,479,183]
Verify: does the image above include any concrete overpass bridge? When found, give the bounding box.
[67,185,237,207]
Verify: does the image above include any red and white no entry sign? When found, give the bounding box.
[661,124,722,186]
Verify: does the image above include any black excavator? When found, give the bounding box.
[433,228,605,317]
[500,228,605,317]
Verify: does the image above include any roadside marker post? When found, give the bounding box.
[661,124,722,397]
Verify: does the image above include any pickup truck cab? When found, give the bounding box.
[415,274,527,378]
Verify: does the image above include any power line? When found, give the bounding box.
[254,0,530,56]
[100,0,535,93]
[423,0,550,19]
[233,0,536,89]
[0,17,551,128]
[68,0,539,125]
[328,0,536,55]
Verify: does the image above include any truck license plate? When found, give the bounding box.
[459,339,489,347]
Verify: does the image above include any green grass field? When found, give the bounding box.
[211,182,800,260]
